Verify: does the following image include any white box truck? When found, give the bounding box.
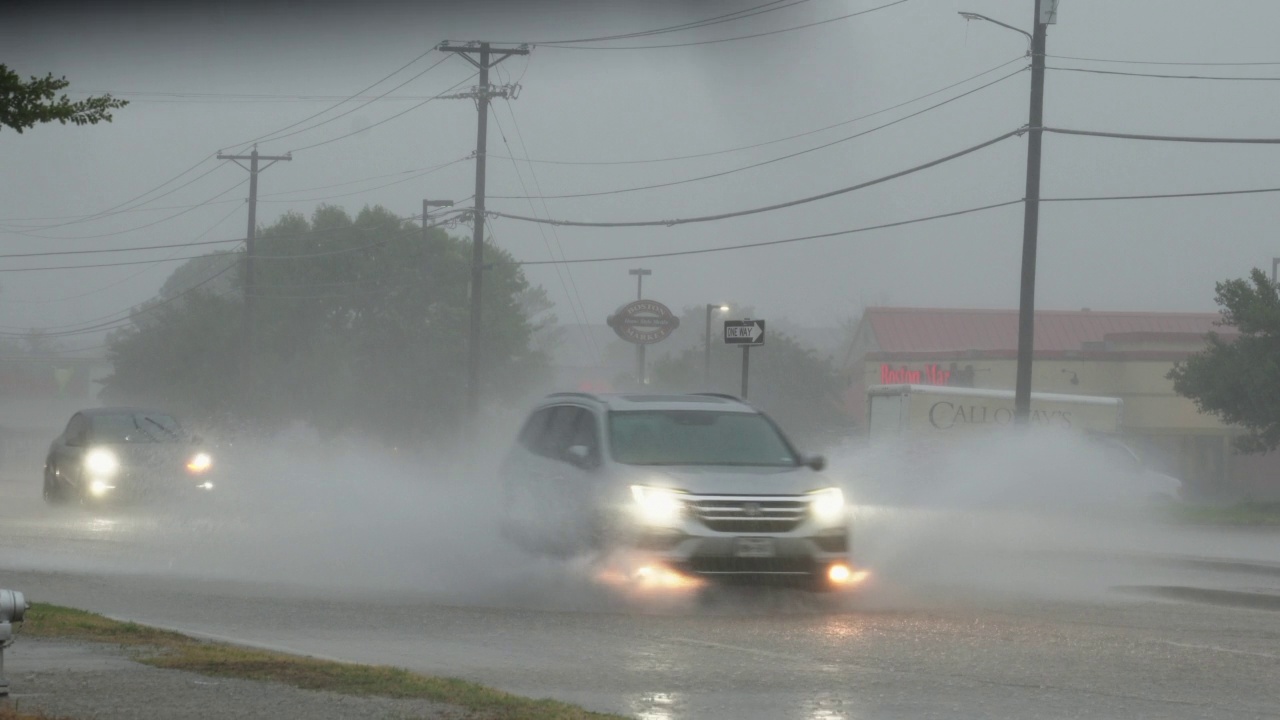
[866,384,1123,441]
[861,385,1180,505]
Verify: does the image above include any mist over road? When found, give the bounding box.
[3,440,1279,720]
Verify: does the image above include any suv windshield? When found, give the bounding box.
[608,410,799,467]
[89,413,184,444]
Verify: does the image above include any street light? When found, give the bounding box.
[959,1,1054,424]
[958,11,1031,43]
[704,304,730,386]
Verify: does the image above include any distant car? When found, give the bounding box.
[42,408,216,505]
[499,393,858,591]
[1084,433,1184,505]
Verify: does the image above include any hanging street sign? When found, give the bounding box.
[608,299,680,345]
[724,319,766,346]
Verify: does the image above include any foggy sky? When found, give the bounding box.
[3,0,1278,360]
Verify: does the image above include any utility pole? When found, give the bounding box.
[630,268,651,385]
[438,41,529,425]
[1013,0,1053,424]
[1271,257,1279,285]
[217,145,291,387]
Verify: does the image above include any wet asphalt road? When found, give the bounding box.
[3,471,1280,719]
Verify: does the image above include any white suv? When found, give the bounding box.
[498,393,856,589]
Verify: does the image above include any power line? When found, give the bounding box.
[488,56,1026,168]
[541,0,909,50]
[4,48,454,236]
[523,0,807,44]
[1047,66,1280,81]
[2,214,468,338]
[1042,186,1280,202]
[5,203,247,306]
[489,129,1022,228]
[1046,53,1280,67]
[223,48,443,152]
[241,54,455,148]
[488,68,1024,201]
[1,179,247,240]
[500,184,1280,266]
[257,156,471,204]
[0,158,471,225]
[286,71,479,154]
[1043,127,1280,143]
[1,162,232,232]
[69,91,470,103]
[498,200,1023,266]
[0,254,244,338]
[489,97,602,366]
[0,211,471,273]
[35,156,221,230]
[0,234,242,260]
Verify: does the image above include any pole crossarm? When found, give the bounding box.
[438,42,530,68]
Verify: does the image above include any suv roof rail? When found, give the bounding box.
[691,392,749,404]
[547,391,601,401]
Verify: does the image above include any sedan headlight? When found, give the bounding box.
[630,485,685,525]
[186,452,213,474]
[809,487,846,525]
[84,448,119,478]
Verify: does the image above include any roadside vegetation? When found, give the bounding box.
[1169,501,1280,527]
[0,707,70,720]
[21,603,625,720]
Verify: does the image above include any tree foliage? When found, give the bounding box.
[1168,268,1280,453]
[648,306,854,447]
[103,206,551,446]
[0,65,127,133]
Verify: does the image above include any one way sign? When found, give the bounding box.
[724,319,765,346]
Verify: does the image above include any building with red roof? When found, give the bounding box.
[841,307,1276,501]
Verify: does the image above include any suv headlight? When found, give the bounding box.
[630,485,684,525]
[84,448,119,478]
[186,452,213,474]
[809,487,846,525]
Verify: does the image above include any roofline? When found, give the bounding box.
[867,384,1123,406]
[863,350,1199,362]
[862,305,1223,319]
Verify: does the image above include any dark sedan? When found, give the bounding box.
[43,408,216,505]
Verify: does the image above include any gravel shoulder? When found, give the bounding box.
[3,637,472,720]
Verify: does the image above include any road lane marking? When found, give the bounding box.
[1157,640,1280,660]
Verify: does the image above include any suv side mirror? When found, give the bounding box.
[564,444,596,469]
[804,455,826,472]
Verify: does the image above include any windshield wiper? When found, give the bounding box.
[142,416,180,441]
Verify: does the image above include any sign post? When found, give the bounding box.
[723,319,765,399]
[607,299,680,387]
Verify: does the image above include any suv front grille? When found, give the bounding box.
[689,497,807,533]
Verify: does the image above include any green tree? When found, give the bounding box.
[1,65,126,133]
[649,306,853,447]
[1168,268,1280,452]
[103,205,550,446]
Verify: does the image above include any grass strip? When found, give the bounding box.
[20,603,625,720]
[0,707,72,720]
[1169,502,1280,527]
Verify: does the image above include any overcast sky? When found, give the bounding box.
[3,0,1279,356]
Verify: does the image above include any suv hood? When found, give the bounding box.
[630,465,831,496]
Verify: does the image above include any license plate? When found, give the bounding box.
[734,537,776,558]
